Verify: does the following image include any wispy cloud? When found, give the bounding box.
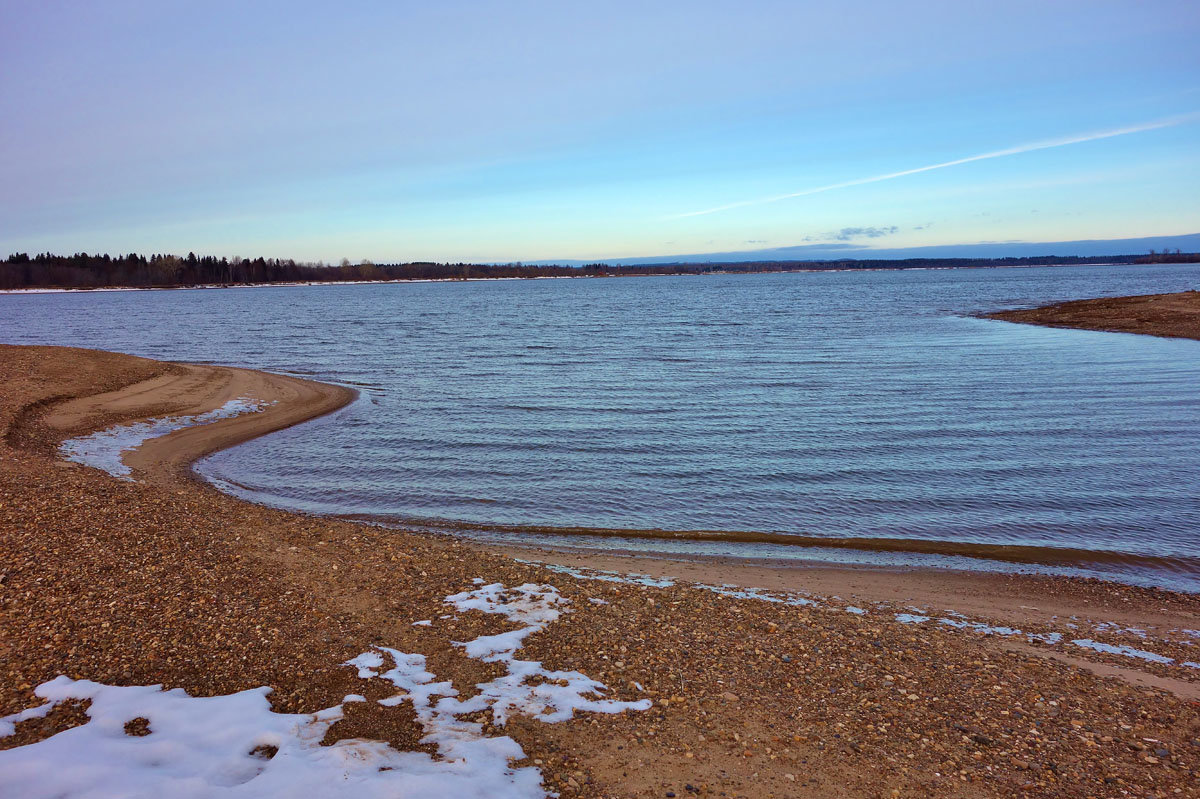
[673,113,1200,219]
[834,225,897,240]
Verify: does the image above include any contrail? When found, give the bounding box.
[673,113,1199,219]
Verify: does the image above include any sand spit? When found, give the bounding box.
[985,289,1200,340]
[1,344,1199,798]
[35,354,356,483]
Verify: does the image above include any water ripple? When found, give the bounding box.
[3,265,1199,589]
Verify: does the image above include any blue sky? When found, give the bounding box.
[1,1,1198,262]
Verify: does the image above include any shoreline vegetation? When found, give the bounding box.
[3,249,1198,292]
[1,343,1199,796]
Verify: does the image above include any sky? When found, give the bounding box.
[1,0,1198,263]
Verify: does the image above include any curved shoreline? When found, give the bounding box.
[4,344,1200,795]
[37,346,1196,589]
[21,345,1198,604]
[40,357,357,483]
[347,513,1200,579]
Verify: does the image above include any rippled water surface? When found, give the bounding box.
[3,265,1199,588]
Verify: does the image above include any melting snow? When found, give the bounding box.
[898,613,1070,647]
[439,582,651,724]
[524,561,676,588]
[695,583,819,607]
[937,618,1022,636]
[0,678,481,799]
[510,561,1193,676]
[1071,639,1175,665]
[1092,621,1148,638]
[0,582,650,798]
[60,397,272,479]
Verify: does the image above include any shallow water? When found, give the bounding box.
[3,265,1199,590]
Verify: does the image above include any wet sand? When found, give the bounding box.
[383,515,1199,579]
[985,289,1200,340]
[2,344,1199,798]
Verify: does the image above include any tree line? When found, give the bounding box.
[1,250,1194,291]
[1135,249,1198,264]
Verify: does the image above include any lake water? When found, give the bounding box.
[3,265,1199,590]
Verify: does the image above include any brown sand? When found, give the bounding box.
[42,358,356,483]
[2,344,1199,798]
[985,289,1200,340]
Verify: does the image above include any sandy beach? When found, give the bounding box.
[2,343,1199,798]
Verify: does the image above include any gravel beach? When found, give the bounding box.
[1,344,1198,798]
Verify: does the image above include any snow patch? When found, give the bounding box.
[1070,639,1174,665]
[899,614,1063,647]
[937,617,1021,636]
[0,581,649,798]
[696,583,819,607]
[1092,621,1147,639]
[514,560,675,588]
[440,582,651,724]
[512,559,1193,676]
[0,700,55,738]
[0,677,519,799]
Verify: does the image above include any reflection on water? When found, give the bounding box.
[3,264,1199,590]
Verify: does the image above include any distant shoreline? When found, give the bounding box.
[985,289,1200,341]
[0,258,1185,294]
